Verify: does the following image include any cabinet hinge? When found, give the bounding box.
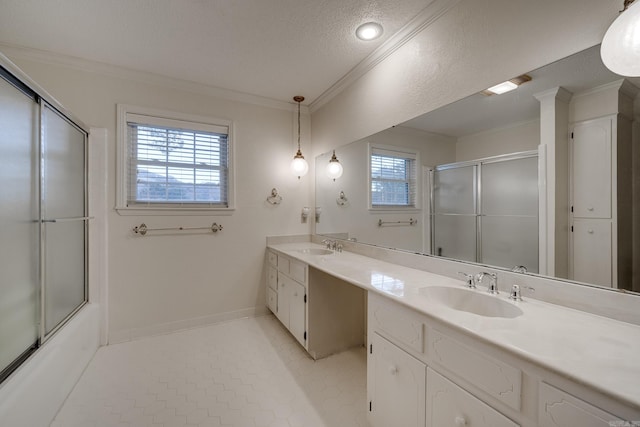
[571,206,573,213]
[571,131,574,139]
[304,294,307,303]
[571,225,574,232]
[369,401,372,411]
[304,331,307,341]
[369,344,372,354]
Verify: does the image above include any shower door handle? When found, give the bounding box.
[41,216,94,223]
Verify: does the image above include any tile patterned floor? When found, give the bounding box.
[51,315,369,427]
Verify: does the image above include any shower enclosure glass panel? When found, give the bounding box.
[432,152,538,271]
[480,156,539,272]
[41,103,87,335]
[433,165,477,262]
[0,74,39,380]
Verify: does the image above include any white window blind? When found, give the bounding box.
[125,113,229,207]
[370,147,417,208]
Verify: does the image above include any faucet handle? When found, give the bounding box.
[457,272,476,288]
[509,284,523,301]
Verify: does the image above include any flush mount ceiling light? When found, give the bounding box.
[482,74,532,96]
[326,150,343,181]
[601,0,640,76]
[290,95,309,179]
[356,22,383,41]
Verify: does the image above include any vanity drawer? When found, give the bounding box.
[369,293,425,354]
[429,329,522,411]
[267,286,277,314]
[277,254,290,274]
[289,259,307,284]
[538,383,622,427]
[426,368,519,427]
[267,250,277,267]
[267,265,277,291]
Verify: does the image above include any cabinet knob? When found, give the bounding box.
[587,207,594,211]
[388,365,398,375]
[588,229,594,234]
[454,415,467,426]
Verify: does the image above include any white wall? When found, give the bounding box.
[5,51,313,343]
[455,119,540,162]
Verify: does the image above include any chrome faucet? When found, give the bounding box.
[476,272,498,294]
[321,239,336,250]
[458,272,476,289]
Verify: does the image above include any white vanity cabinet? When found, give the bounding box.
[367,291,637,426]
[266,250,308,348]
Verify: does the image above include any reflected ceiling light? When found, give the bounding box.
[290,96,308,179]
[326,150,343,181]
[356,22,383,41]
[601,0,640,76]
[482,74,531,96]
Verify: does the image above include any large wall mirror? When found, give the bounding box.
[316,44,640,294]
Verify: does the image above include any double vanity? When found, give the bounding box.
[266,239,640,427]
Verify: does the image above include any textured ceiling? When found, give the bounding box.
[0,0,430,104]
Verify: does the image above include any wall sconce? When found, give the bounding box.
[266,188,282,205]
[336,191,348,206]
[326,150,343,181]
[601,0,640,76]
[290,96,309,179]
[301,207,310,223]
[315,207,322,223]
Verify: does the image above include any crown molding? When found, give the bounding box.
[0,42,300,112]
[308,0,462,113]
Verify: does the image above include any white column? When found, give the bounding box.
[534,87,572,278]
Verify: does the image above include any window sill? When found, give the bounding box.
[368,207,421,213]
[115,206,236,216]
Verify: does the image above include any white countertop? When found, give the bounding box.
[268,242,640,410]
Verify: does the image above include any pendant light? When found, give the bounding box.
[290,96,308,179]
[326,150,343,181]
[601,0,640,76]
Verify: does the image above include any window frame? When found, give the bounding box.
[367,143,420,211]
[116,104,235,215]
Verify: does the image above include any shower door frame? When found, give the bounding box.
[430,150,539,269]
[0,54,90,383]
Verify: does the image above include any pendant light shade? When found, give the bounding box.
[326,150,343,181]
[291,96,308,179]
[601,0,640,76]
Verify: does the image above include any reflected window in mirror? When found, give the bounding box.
[369,144,419,210]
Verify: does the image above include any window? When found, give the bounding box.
[117,105,234,212]
[369,145,418,209]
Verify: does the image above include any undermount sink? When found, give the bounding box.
[418,286,523,318]
[297,248,334,255]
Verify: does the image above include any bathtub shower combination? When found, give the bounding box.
[0,61,89,384]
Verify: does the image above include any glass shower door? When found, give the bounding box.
[41,103,87,336]
[0,73,40,381]
[433,164,477,262]
[480,156,539,273]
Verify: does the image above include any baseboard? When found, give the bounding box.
[109,305,271,344]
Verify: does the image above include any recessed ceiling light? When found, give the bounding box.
[482,74,532,96]
[356,22,383,41]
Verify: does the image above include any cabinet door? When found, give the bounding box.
[267,287,277,314]
[276,272,291,328]
[572,219,612,287]
[368,333,426,427]
[571,118,612,219]
[267,265,277,291]
[426,368,519,427]
[289,280,306,347]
